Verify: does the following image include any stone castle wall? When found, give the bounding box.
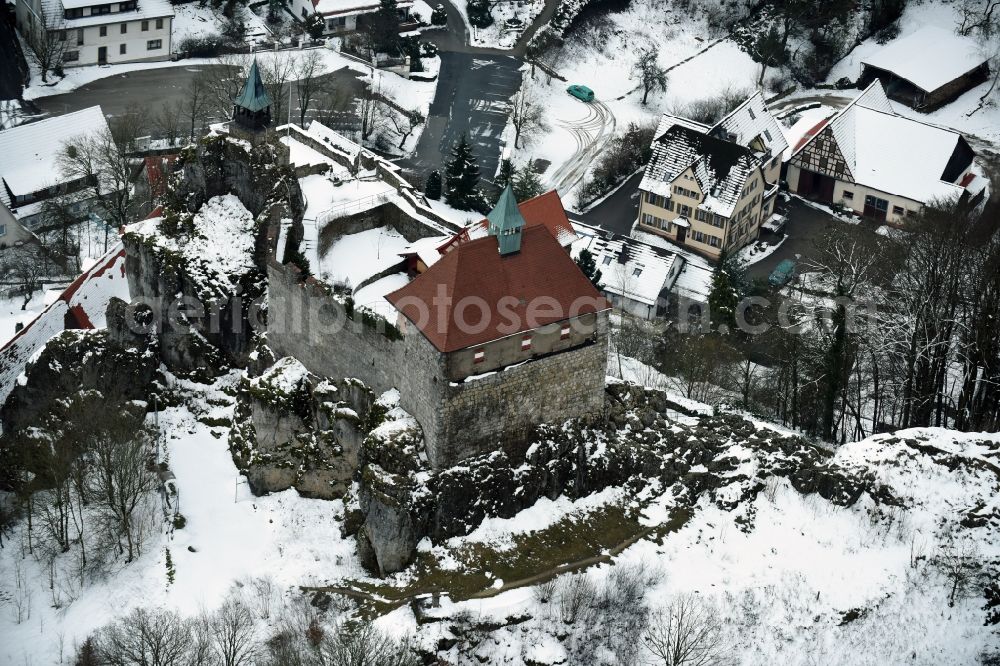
[437,317,609,465]
[267,261,449,465]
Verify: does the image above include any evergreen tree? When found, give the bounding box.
[576,248,603,289]
[444,134,480,209]
[424,169,442,200]
[467,0,493,28]
[370,0,402,54]
[495,158,514,189]
[430,3,447,25]
[512,165,543,202]
[707,252,749,334]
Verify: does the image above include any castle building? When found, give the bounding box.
[268,185,610,470]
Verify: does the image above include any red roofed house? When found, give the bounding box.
[383,186,610,468]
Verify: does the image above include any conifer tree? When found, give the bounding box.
[424,169,442,200]
[444,134,480,209]
[576,248,603,289]
[512,165,543,202]
[495,158,514,190]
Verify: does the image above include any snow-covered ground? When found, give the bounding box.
[2,353,999,664]
[318,226,409,290]
[820,1,1000,145]
[172,2,273,45]
[516,3,767,207]
[453,0,547,50]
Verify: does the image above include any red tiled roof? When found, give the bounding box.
[438,190,578,256]
[386,225,608,353]
[793,118,831,153]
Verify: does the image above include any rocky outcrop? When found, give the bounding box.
[1,298,158,434]
[229,357,384,500]
[349,382,886,575]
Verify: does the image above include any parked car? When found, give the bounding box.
[567,84,595,102]
[768,259,797,287]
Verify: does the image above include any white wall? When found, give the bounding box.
[62,17,173,66]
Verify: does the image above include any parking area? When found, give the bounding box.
[401,52,522,185]
[746,197,842,283]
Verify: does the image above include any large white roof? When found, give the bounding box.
[0,106,109,198]
[712,91,789,159]
[861,25,986,93]
[850,106,965,203]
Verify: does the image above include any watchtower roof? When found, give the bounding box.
[234,59,272,113]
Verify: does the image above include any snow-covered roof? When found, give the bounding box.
[794,81,974,204]
[41,0,174,28]
[0,106,109,200]
[653,113,709,141]
[640,119,760,218]
[570,224,680,307]
[311,0,411,16]
[711,91,788,159]
[861,25,987,94]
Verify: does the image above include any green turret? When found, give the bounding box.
[232,59,273,131]
[487,185,526,255]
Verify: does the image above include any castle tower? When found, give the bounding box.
[487,185,526,255]
[232,59,273,132]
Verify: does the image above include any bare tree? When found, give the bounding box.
[387,107,425,150]
[94,607,193,665]
[182,75,209,141]
[509,86,544,149]
[358,85,388,143]
[295,49,328,127]
[643,594,728,666]
[956,0,1000,36]
[154,101,184,146]
[261,52,296,127]
[24,7,68,83]
[87,415,157,563]
[937,541,983,607]
[633,45,668,105]
[314,621,420,666]
[57,121,140,245]
[201,54,251,120]
[0,244,48,309]
[210,595,259,666]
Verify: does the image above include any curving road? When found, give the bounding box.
[549,99,616,195]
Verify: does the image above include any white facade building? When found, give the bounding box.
[0,106,111,230]
[16,0,173,67]
[289,0,413,35]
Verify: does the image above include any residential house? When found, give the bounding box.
[16,0,173,67]
[571,223,683,320]
[636,92,786,260]
[859,26,990,110]
[0,106,111,230]
[289,0,414,35]
[0,201,34,247]
[787,81,983,223]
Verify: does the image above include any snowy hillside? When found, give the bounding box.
[2,364,997,665]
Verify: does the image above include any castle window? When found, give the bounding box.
[560,324,571,340]
[474,348,485,363]
[521,335,532,351]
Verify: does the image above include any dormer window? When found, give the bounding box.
[748,107,756,120]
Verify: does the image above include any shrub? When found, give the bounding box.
[580,122,655,203]
[467,0,493,28]
[179,33,225,57]
[431,4,447,25]
[305,12,326,38]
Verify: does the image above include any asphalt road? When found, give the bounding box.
[580,170,643,234]
[33,64,365,136]
[400,51,522,185]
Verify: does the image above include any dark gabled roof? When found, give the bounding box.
[642,123,759,216]
[234,60,272,113]
[386,225,608,352]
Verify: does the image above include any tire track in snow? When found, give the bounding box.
[549,99,616,196]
